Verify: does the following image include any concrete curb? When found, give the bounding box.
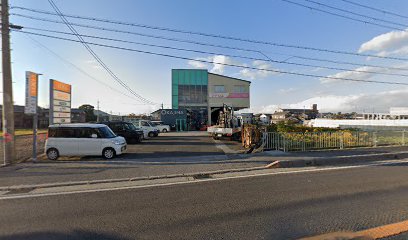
[0,165,268,191]
[3,150,408,191]
[268,151,408,168]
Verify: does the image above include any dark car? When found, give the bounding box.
[100,121,144,144]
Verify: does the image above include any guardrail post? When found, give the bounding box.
[402,130,405,146]
[302,133,306,151]
[339,132,344,149]
[373,132,377,147]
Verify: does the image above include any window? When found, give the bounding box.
[214,85,225,93]
[111,123,124,131]
[233,85,247,93]
[98,126,116,138]
[49,128,76,138]
[124,123,136,131]
[142,121,150,127]
[77,128,101,138]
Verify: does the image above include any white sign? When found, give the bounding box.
[54,112,71,118]
[53,90,71,101]
[53,100,71,107]
[24,72,38,114]
[50,79,72,125]
[209,93,229,98]
[53,118,71,124]
[53,106,70,113]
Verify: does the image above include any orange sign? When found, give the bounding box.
[53,90,71,101]
[52,80,71,93]
[29,73,38,97]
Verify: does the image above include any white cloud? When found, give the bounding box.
[359,28,408,56]
[252,88,408,114]
[279,88,296,94]
[320,66,376,84]
[187,59,208,68]
[320,62,408,84]
[187,56,278,79]
[211,55,232,74]
[187,55,233,74]
[239,60,277,80]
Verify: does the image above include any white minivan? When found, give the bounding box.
[127,119,159,138]
[151,121,171,133]
[45,123,127,160]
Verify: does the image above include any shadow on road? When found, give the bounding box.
[0,230,130,240]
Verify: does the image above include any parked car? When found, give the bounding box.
[45,123,127,160]
[127,119,159,137]
[100,121,144,144]
[151,121,170,133]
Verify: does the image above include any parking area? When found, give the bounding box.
[121,131,244,159]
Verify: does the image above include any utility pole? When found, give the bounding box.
[97,99,100,122]
[1,0,15,165]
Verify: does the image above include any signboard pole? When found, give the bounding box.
[49,80,54,125]
[32,113,38,162]
[25,71,40,163]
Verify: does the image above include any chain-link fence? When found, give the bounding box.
[0,133,47,163]
[263,131,407,152]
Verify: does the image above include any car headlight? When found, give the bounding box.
[112,140,123,145]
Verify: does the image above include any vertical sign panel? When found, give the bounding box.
[50,79,71,124]
[24,72,38,114]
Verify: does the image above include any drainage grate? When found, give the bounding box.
[192,174,212,180]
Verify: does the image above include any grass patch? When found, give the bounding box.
[0,129,48,136]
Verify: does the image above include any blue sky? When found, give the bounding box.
[6,0,408,114]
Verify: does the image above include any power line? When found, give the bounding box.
[339,0,408,20]
[14,29,408,86]
[18,23,408,73]
[47,0,156,105]
[281,0,405,31]
[22,26,408,78]
[22,33,154,105]
[10,9,408,61]
[303,0,408,29]
[13,12,408,69]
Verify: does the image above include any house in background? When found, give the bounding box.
[271,104,318,124]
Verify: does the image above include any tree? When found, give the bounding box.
[78,104,97,122]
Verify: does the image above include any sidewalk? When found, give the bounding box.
[0,146,407,188]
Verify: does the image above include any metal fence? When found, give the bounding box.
[263,131,407,152]
[0,133,47,163]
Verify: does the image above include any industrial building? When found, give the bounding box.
[171,69,250,130]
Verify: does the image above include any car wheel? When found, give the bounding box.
[162,129,167,133]
[102,148,116,159]
[47,148,59,160]
[148,132,155,137]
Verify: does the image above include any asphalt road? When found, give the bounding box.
[122,131,243,159]
[2,162,408,239]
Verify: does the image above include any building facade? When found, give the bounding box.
[171,69,250,129]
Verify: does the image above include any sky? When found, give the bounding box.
[5,0,408,115]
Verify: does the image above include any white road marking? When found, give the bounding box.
[1,159,407,200]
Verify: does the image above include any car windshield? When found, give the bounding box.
[98,126,116,138]
[124,123,137,131]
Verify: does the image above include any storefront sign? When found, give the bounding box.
[161,110,185,115]
[24,72,39,114]
[50,79,72,124]
[209,92,249,98]
[227,93,249,98]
